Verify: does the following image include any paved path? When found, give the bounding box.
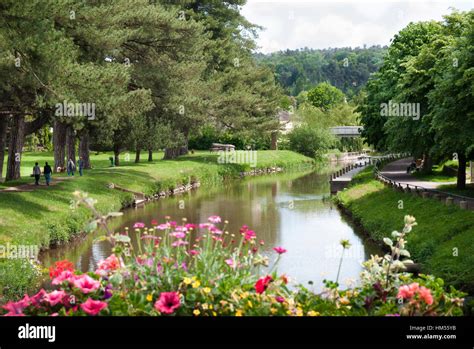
[0,176,73,193]
[380,158,455,189]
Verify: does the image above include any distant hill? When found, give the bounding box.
[255,46,387,97]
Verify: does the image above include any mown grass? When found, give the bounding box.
[438,183,474,199]
[0,150,314,300]
[336,166,474,293]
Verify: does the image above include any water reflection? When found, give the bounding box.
[41,169,381,290]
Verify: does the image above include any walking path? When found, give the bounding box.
[0,176,73,193]
[380,158,455,189]
[379,157,474,211]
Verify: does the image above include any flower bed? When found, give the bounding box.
[1,193,466,316]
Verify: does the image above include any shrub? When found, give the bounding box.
[288,125,335,159]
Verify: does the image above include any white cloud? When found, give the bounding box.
[241,0,473,53]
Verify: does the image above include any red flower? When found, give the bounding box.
[151,219,159,226]
[154,292,181,315]
[49,260,74,279]
[255,276,273,294]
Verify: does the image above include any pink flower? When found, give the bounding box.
[244,230,256,241]
[95,254,120,275]
[30,289,47,306]
[275,296,285,303]
[418,286,434,305]
[52,270,75,285]
[80,298,107,316]
[73,274,100,294]
[199,223,214,229]
[189,250,200,256]
[2,296,30,316]
[154,292,181,314]
[208,215,221,224]
[44,290,67,306]
[171,240,188,247]
[133,222,145,229]
[397,282,419,299]
[225,258,236,268]
[171,231,186,239]
[210,226,223,235]
[273,246,287,254]
[185,223,197,230]
[156,223,169,230]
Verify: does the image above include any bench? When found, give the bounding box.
[210,143,235,152]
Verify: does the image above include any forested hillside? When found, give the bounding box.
[256,46,387,97]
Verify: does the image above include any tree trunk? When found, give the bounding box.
[135,148,141,163]
[148,149,153,162]
[0,116,9,179]
[270,131,278,150]
[6,115,26,181]
[79,131,91,169]
[457,153,466,190]
[53,120,67,172]
[66,126,76,166]
[113,146,120,167]
[164,147,181,160]
[420,153,433,175]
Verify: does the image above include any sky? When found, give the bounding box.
[241,0,473,53]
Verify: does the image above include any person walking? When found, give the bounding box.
[67,158,76,176]
[33,162,41,185]
[78,157,84,176]
[44,162,52,186]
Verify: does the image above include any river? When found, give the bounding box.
[41,168,381,290]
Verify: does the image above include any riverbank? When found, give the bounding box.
[0,150,314,299]
[335,166,474,294]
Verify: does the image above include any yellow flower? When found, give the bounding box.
[212,311,217,316]
[307,310,320,317]
[203,287,212,294]
[339,297,350,305]
[235,309,243,317]
[247,300,253,308]
[193,309,200,316]
[296,307,303,317]
[183,277,192,285]
[270,308,277,314]
[240,291,249,299]
[192,280,201,288]
[146,294,153,302]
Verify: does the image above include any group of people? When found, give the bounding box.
[32,157,85,186]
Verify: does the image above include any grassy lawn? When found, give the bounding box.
[0,150,314,246]
[437,183,474,199]
[337,166,474,294]
[412,162,457,182]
